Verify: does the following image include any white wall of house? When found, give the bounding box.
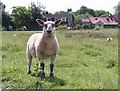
[61,17,67,22]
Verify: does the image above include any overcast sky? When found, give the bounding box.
[1,0,119,14]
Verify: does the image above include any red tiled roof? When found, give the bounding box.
[81,18,90,22]
[89,17,100,24]
[100,17,118,25]
[81,16,118,25]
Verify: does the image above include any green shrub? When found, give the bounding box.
[106,59,118,68]
[82,25,90,29]
[94,26,101,30]
[56,25,67,30]
[75,24,81,30]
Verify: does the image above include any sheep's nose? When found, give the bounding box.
[47,31,52,33]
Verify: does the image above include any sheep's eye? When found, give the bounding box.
[44,24,47,28]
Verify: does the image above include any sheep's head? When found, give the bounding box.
[36,19,62,36]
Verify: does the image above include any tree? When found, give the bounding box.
[30,2,45,19]
[0,1,11,30]
[11,2,45,31]
[12,6,31,29]
[73,5,110,27]
[114,1,120,14]
[67,8,72,13]
[55,11,66,14]
[79,6,88,14]
[0,1,5,11]
[88,9,96,17]
[95,10,109,17]
[30,2,45,30]
[114,1,120,24]
[74,5,109,17]
[0,1,6,27]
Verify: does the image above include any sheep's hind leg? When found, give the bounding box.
[40,60,45,78]
[27,55,32,74]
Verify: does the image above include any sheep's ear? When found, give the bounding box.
[36,19,44,26]
[55,19,62,27]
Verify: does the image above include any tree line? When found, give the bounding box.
[0,1,119,31]
[1,1,46,31]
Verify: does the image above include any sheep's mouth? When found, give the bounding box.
[47,32,52,37]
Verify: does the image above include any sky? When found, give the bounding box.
[1,0,119,14]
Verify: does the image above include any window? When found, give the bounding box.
[51,18,55,21]
[61,17,67,22]
[46,18,51,21]
[99,24,101,27]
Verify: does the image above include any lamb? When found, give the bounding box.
[107,37,112,42]
[26,19,62,78]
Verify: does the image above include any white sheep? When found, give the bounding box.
[107,37,112,42]
[26,19,62,78]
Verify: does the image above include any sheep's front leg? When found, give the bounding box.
[50,56,56,77]
[40,60,45,78]
[50,63,54,77]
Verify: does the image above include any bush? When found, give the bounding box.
[75,24,81,30]
[94,26,101,30]
[56,25,67,30]
[82,25,90,29]
[118,25,120,28]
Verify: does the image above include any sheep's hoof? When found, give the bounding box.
[41,72,45,78]
[50,72,54,77]
[28,71,31,74]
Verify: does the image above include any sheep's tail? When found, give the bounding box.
[26,43,29,55]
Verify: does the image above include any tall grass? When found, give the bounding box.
[1,29,118,89]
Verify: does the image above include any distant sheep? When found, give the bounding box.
[107,37,112,42]
[13,34,16,37]
[26,19,62,78]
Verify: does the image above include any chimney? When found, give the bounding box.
[95,18,98,20]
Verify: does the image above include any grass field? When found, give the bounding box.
[1,29,118,89]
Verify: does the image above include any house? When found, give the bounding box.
[80,14,118,29]
[80,18,91,28]
[44,12,73,27]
